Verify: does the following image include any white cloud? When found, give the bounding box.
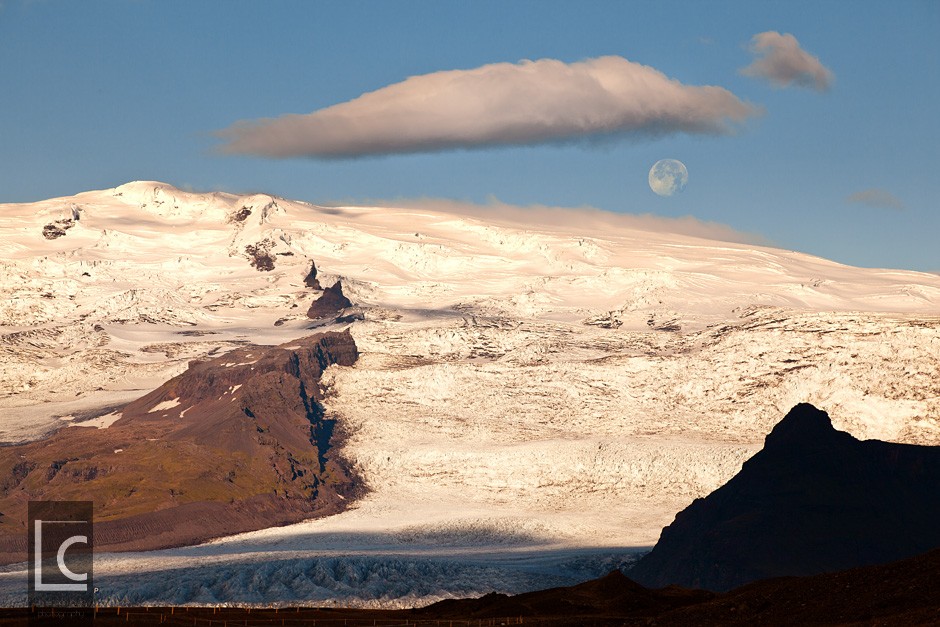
[846,189,904,210]
[217,56,759,158]
[342,197,768,246]
[740,31,833,91]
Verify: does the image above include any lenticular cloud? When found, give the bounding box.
[217,56,759,158]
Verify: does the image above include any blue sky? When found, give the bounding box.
[1,0,937,271]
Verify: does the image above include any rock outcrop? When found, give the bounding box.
[0,330,359,562]
[245,239,276,271]
[306,280,352,319]
[303,260,321,290]
[629,403,940,591]
[42,217,76,239]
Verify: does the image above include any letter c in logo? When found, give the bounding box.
[57,535,88,582]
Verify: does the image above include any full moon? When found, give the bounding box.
[648,159,688,196]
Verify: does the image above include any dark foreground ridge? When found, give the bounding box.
[6,547,940,625]
[629,402,940,591]
[0,330,360,563]
[418,547,940,625]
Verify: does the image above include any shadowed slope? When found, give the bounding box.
[629,403,940,591]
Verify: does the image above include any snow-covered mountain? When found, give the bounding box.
[1,181,938,606]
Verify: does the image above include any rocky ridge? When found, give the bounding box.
[0,330,359,562]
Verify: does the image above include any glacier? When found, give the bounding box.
[0,181,938,605]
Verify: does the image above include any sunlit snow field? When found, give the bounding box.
[1,182,938,605]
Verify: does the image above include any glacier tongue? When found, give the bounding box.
[1,181,939,605]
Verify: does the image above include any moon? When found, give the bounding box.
[648,159,688,196]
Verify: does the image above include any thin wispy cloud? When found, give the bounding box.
[343,197,768,246]
[846,188,904,211]
[741,31,833,91]
[217,56,759,159]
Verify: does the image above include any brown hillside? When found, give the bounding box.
[0,330,359,562]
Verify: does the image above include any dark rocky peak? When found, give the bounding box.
[762,402,847,450]
[303,260,321,289]
[629,402,940,592]
[307,280,353,320]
